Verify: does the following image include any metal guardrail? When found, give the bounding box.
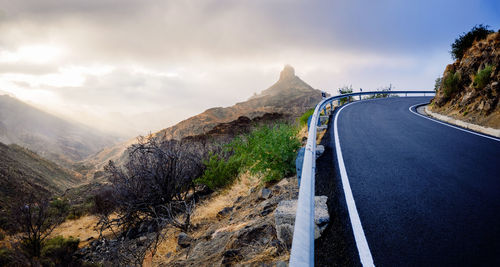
[289,90,435,267]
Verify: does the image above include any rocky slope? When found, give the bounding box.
[81,113,288,182]
[0,95,120,166]
[431,31,500,128]
[85,65,324,175]
[0,142,80,215]
[77,175,300,266]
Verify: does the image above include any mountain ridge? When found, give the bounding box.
[85,65,324,176]
[0,142,81,212]
[0,95,120,167]
[154,65,323,140]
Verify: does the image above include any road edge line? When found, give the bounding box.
[409,103,500,142]
[334,102,375,267]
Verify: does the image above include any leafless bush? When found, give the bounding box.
[8,193,65,264]
[97,135,204,260]
[92,186,116,216]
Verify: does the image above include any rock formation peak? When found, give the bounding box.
[279,65,295,81]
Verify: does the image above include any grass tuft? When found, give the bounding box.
[473,65,493,89]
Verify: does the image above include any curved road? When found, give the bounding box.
[322,97,500,266]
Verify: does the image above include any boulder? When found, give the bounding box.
[217,206,233,219]
[177,232,192,248]
[260,201,275,216]
[274,196,329,245]
[277,178,289,187]
[189,231,232,261]
[228,220,275,249]
[260,188,272,200]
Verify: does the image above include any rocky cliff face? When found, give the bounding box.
[431,32,500,128]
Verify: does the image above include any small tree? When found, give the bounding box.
[9,194,65,260]
[451,24,493,60]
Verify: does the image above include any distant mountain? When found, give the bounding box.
[0,142,81,209]
[155,65,324,140]
[84,65,324,174]
[0,95,119,166]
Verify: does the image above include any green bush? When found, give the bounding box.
[473,65,493,89]
[234,124,301,183]
[451,24,493,60]
[41,236,79,266]
[299,109,314,127]
[66,199,94,220]
[195,154,241,190]
[442,71,460,98]
[196,123,301,187]
[66,206,84,220]
[48,198,70,219]
[49,196,96,221]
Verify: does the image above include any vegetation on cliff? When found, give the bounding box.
[431,26,500,128]
[196,123,300,189]
[450,24,494,61]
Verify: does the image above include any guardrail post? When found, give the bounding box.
[405,92,407,97]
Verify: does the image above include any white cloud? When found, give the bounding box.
[0,0,496,137]
[0,44,65,64]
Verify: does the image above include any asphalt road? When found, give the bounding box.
[328,97,500,266]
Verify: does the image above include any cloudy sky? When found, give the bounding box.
[0,0,498,137]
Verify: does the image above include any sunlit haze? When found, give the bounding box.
[0,0,499,137]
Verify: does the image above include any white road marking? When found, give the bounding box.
[334,102,375,267]
[409,103,500,142]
